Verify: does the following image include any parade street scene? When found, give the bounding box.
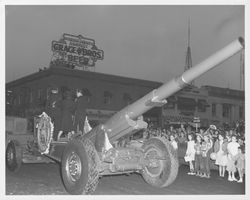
[4,3,247,199]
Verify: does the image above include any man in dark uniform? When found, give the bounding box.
[57,89,75,139]
[45,86,62,140]
[74,89,87,134]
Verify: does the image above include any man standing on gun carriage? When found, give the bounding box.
[74,88,87,134]
[45,86,62,141]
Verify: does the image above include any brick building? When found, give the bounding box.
[6,66,162,128]
[6,65,244,129]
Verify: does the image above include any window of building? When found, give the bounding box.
[6,90,13,105]
[212,103,216,117]
[13,96,17,106]
[177,97,196,111]
[30,91,33,103]
[24,89,31,104]
[104,91,113,104]
[18,95,21,105]
[82,88,92,103]
[60,86,70,97]
[164,96,176,109]
[123,93,132,105]
[239,106,243,119]
[37,88,42,100]
[197,99,208,112]
[20,87,27,105]
[46,87,50,99]
[222,103,231,118]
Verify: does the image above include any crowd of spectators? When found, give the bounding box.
[142,120,245,148]
[127,119,245,183]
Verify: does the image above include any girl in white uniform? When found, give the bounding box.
[214,133,228,177]
[185,133,196,175]
[226,135,240,181]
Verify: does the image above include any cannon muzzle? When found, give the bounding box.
[86,37,244,146]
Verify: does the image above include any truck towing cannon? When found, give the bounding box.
[6,37,244,194]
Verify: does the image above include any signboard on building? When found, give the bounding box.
[193,116,200,124]
[193,116,200,131]
[50,33,104,69]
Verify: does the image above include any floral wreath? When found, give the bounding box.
[36,112,54,154]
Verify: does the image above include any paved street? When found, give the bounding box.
[6,163,245,195]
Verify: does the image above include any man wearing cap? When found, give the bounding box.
[45,86,62,140]
[58,89,75,139]
[74,89,87,134]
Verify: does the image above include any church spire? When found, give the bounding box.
[185,19,194,85]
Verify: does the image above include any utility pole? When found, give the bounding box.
[240,51,245,90]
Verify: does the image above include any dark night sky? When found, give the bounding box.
[4,4,244,90]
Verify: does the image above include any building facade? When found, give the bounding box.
[6,65,244,130]
[162,85,244,128]
[6,66,162,128]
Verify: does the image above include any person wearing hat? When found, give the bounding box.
[226,134,240,181]
[200,134,213,178]
[185,133,196,175]
[45,86,62,140]
[214,132,228,177]
[74,88,87,134]
[194,134,203,177]
[57,89,75,140]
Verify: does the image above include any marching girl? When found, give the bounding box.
[169,134,178,150]
[185,133,196,175]
[200,134,213,178]
[234,145,245,183]
[214,132,228,177]
[194,134,203,177]
[226,135,240,181]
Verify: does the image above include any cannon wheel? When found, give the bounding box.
[61,138,99,195]
[6,140,22,172]
[141,137,179,188]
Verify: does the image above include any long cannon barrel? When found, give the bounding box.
[86,37,244,145]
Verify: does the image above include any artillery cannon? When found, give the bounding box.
[6,37,244,194]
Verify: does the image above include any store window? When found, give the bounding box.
[18,95,21,105]
[82,88,92,103]
[30,91,33,103]
[37,88,42,100]
[164,96,176,109]
[46,87,49,99]
[197,99,208,112]
[222,103,231,118]
[123,93,132,105]
[177,97,196,111]
[6,90,13,105]
[212,103,216,117]
[239,106,244,119]
[104,91,113,104]
[12,96,16,106]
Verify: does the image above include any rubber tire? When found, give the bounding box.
[61,138,99,195]
[6,140,22,173]
[141,137,179,188]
